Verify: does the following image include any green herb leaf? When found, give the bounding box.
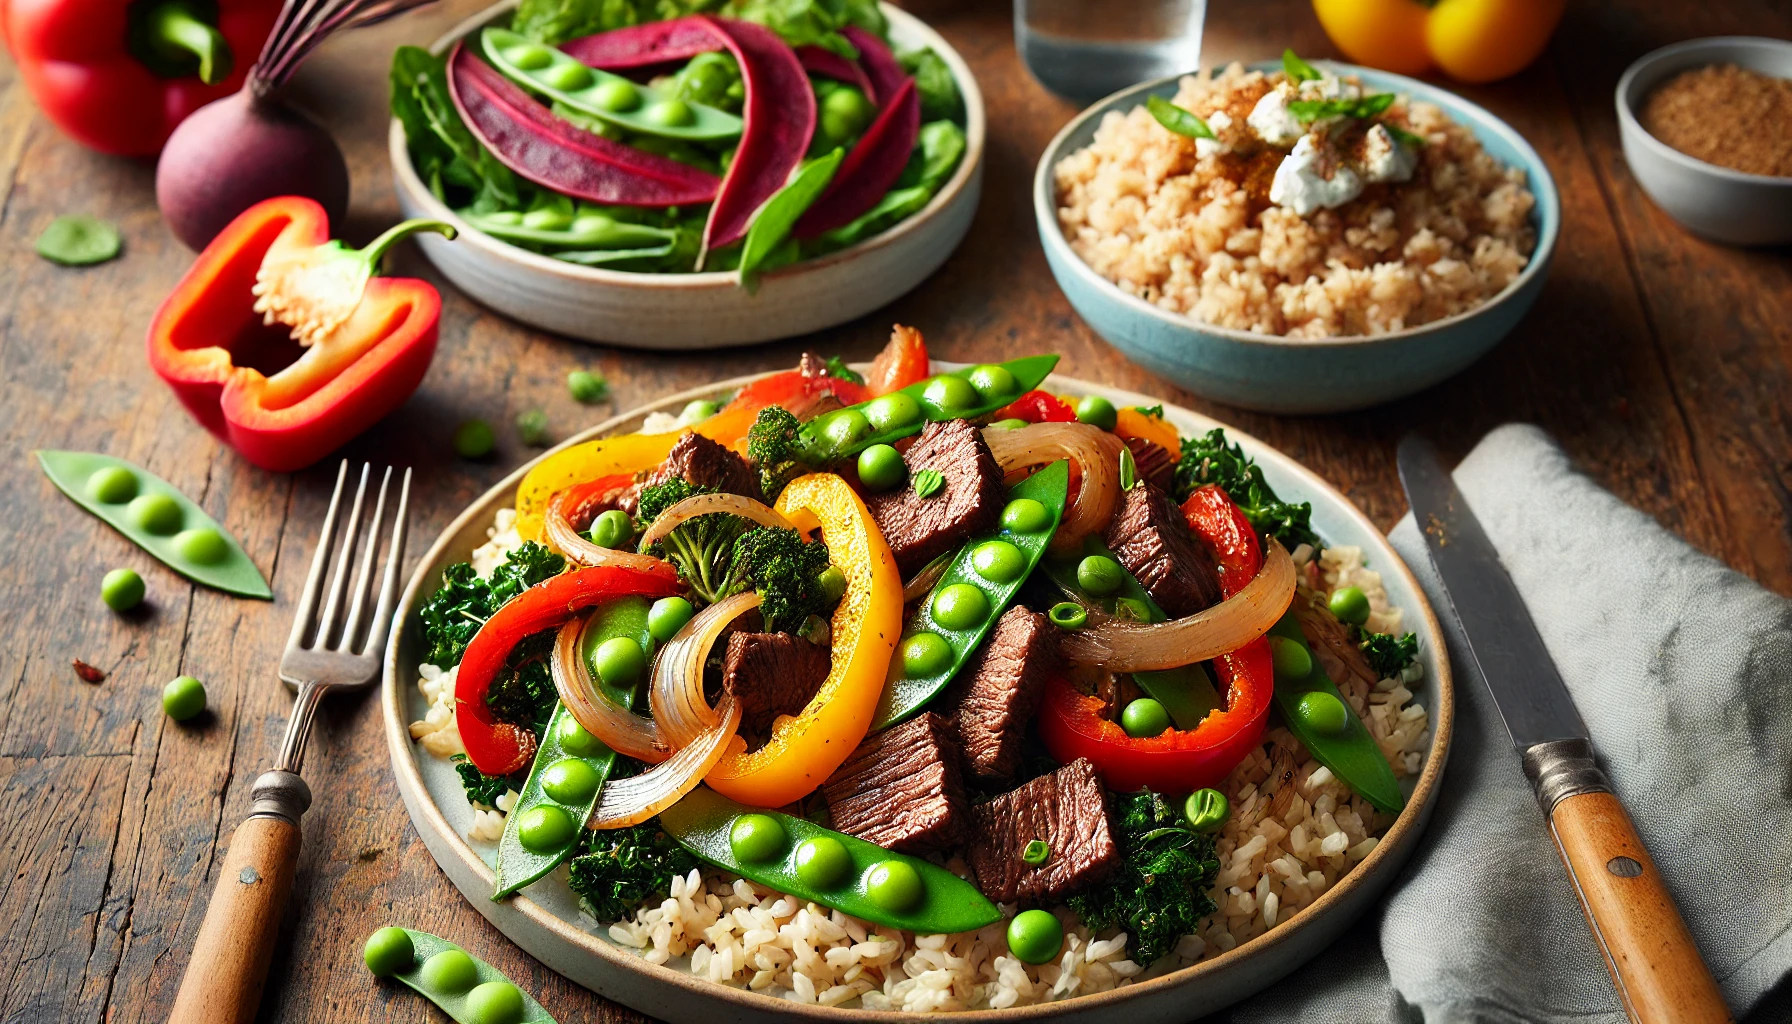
[1145,94,1214,141]
[1066,791,1218,965]
[1173,428,1320,551]
[1384,123,1427,148]
[822,355,865,385]
[1361,630,1419,677]
[568,815,700,922]
[1282,48,1323,83]
[1132,404,1165,418]
[738,148,844,287]
[912,468,945,498]
[1022,839,1050,865]
[1119,446,1138,491]
[1288,91,1397,124]
[36,215,121,266]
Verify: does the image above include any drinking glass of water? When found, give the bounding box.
[1015,0,1206,103]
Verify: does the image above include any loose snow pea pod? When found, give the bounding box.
[493,596,655,898]
[661,788,1001,933]
[366,927,557,1023]
[738,148,843,283]
[1265,612,1404,813]
[873,460,1068,730]
[483,28,742,143]
[799,354,1059,463]
[35,451,271,599]
[458,206,678,252]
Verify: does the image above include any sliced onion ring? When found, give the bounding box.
[551,614,668,763]
[982,422,1125,557]
[652,591,762,749]
[584,695,742,830]
[636,492,795,553]
[1059,539,1297,672]
[545,503,678,576]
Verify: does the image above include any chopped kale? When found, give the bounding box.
[452,754,516,808]
[489,540,567,605]
[1172,428,1320,552]
[568,817,701,922]
[418,541,564,667]
[1361,630,1419,678]
[1067,790,1218,966]
[485,632,559,739]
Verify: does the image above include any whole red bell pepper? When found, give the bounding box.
[2,0,279,155]
[1038,484,1274,792]
[455,565,683,775]
[147,196,454,473]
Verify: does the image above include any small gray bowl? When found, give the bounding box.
[1034,62,1559,415]
[1616,36,1792,246]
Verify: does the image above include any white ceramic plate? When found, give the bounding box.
[390,3,986,349]
[381,368,1455,1021]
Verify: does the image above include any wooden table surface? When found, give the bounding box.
[1,0,1787,1019]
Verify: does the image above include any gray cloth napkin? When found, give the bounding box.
[1216,424,1792,1024]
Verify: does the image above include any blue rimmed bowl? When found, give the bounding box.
[1034,62,1560,414]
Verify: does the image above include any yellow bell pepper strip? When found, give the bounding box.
[1312,0,1566,84]
[514,430,683,542]
[1113,407,1181,461]
[703,472,901,807]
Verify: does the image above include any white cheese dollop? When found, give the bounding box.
[1248,72,1362,148]
[1269,135,1363,216]
[1362,124,1417,183]
[1196,110,1235,158]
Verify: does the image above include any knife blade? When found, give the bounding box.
[1396,434,1729,1024]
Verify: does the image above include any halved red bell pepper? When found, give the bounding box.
[1038,484,1273,792]
[146,196,453,473]
[865,324,929,397]
[996,389,1078,424]
[456,565,683,775]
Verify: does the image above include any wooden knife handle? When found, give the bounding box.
[1550,790,1731,1024]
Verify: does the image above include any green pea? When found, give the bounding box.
[592,78,642,112]
[1048,602,1087,630]
[1269,635,1313,682]
[1076,555,1125,596]
[567,369,608,403]
[504,45,554,70]
[1115,596,1153,622]
[729,813,788,863]
[900,632,952,678]
[966,364,1018,401]
[555,715,606,756]
[162,675,206,721]
[680,399,721,423]
[644,98,696,126]
[86,466,137,504]
[589,509,633,549]
[592,636,646,687]
[816,565,847,607]
[921,375,978,415]
[173,527,228,565]
[648,596,695,642]
[521,207,573,231]
[1329,586,1371,626]
[990,418,1030,430]
[419,949,479,994]
[544,62,594,91]
[794,835,851,889]
[969,540,1026,584]
[1001,498,1050,533]
[541,758,601,803]
[363,926,415,977]
[1006,909,1063,965]
[864,859,923,911]
[863,392,923,432]
[454,420,495,459]
[1075,395,1118,431]
[515,805,576,853]
[856,443,906,492]
[1184,788,1230,832]
[823,410,872,449]
[931,583,989,631]
[128,493,183,534]
[463,980,526,1024]
[1297,690,1350,735]
[102,567,145,611]
[1120,698,1170,738]
[516,408,550,447]
[820,86,875,137]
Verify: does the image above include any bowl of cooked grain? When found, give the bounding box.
[1617,37,1792,246]
[1034,60,1559,414]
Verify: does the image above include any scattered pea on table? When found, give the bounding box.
[455,420,496,459]
[566,369,608,403]
[517,409,550,447]
[101,568,145,611]
[163,676,206,721]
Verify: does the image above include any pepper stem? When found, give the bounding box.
[356,219,458,271]
[144,2,233,85]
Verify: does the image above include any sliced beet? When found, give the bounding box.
[792,76,920,238]
[797,44,877,104]
[447,42,719,207]
[697,16,815,254]
[557,16,721,72]
[842,26,908,107]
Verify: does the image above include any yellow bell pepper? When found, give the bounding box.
[704,472,902,807]
[513,430,683,542]
[1312,0,1565,84]
[1114,407,1182,461]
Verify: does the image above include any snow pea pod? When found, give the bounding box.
[660,787,1001,934]
[553,243,677,266]
[493,596,655,898]
[1265,613,1404,813]
[483,28,742,143]
[457,207,678,251]
[798,354,1060,464]
[873,460,1068,730]
[35,450,271,599]
[738,148,842,282]
[364,926,556,1023]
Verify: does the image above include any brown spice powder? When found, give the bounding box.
[1640,63,1792,177]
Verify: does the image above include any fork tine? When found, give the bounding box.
[338,466,393,652]
[287,461,350,652]
[363,467,412,657]
[313,463,371,650]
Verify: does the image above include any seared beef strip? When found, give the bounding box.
[866,419,1005,575]
[823,712,967,853]
[646,432,763,503]
[967,758,1119,903]
[943,606,1059,782]
[1122,436,1176,492]
[722,632,830,738]
[1103,481,1222,618]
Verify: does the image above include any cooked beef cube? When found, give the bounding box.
[866,419,1004,574]
[648,432,763,503]
[614,481,642,517]
[1103,481,1222,618]
[823,713,967,853]
[1122,436,1176,492]
[943,606,1059,782]
[722,632,830,737]
[967,758,1119,903]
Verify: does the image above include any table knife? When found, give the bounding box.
[1396,435,1730,1024]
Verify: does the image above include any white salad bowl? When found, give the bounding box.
[381,367,1455,1022]
[389,1,986,349]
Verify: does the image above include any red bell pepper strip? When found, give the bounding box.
[1037,484,1273,792]
[1,0,279,155]
[456,565,683,775]
[865,324,929,397]
[698,16,815,254]
[995,390,1078,423]
[146,196,452,472]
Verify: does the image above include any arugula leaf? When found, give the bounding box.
[1282,47,1323,82]
[1287,91,1397,124]
[1146,94,1214,140]
[898,47,963,123]
[1172,428,1320,551]
[1066,791,1218,965]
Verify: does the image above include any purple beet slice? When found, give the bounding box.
[793,77,920,238]
[842,26,908,108]
[697,16,816,254]
[558,16,722,72]
[797,44,878,104]
[447,42,719,207]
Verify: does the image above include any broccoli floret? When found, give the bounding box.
[1361,631,1419,678]
[1172,428,1320,552]
[567,816,700,922]
[728,526,833,633]
[636,477,752,605]
[1067,790,1219,966]
[745,405,807,498]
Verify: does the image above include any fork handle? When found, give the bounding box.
[169,771,311,1024]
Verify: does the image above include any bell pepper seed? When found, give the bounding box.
[163,675,206,721]
[1000,498,1050,533]
[363,926,416,977]
[515,804,576,853]
[464,981,526,1024]
[128,493,183,534]
[794,835,851,889]
[1007,909,1063,964]
[1076,555,1126,596]
[1297,690,1350,735]
[969,540,1026,583]
[86,466,137,503]
[1269,635,1313,682]
[592,78,642,112]
[921,375,978,414]
[419,948,480,994]
[1021,839,1050,865]
[1184,788,1230,832]
[863,392,922,432]
[728,813,788,863]
[540,758,601,803]
[1048,602,1087,630]
[503,45,553,70]
[864,859,924,911]
[966,364,1017,401]
[555,715,605,756]
[931,583,989,631]
[900,632,952,678]
[174,527,229,564]
[1328,585,1371,626]
[102,568,145,611]
[647,596,695,643]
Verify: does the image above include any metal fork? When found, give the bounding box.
[170,462,411,1024]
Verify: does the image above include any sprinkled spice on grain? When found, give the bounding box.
[1641,64,1792,178]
